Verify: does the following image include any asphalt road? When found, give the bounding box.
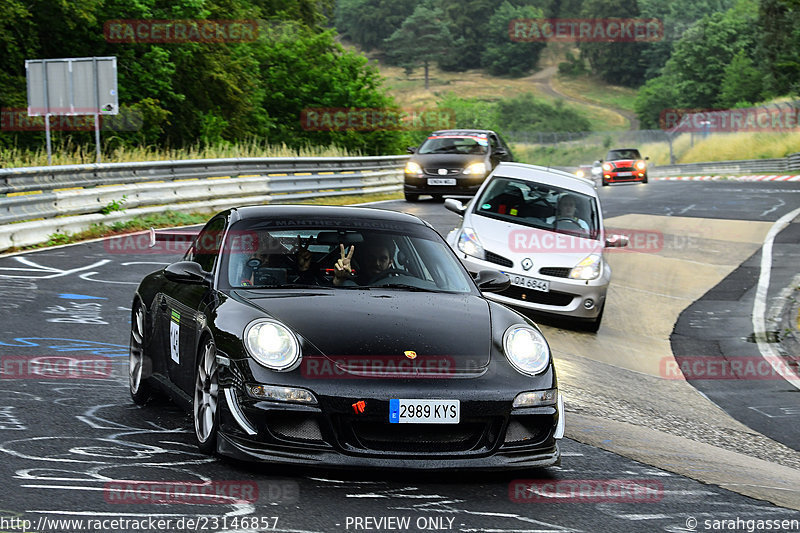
[0,179,799,532]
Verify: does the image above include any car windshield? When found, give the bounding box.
[220,220,475,293]
[473,176,600,239]
[417,135,488,155]
[606,149,642,160]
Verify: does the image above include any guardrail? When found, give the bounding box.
[1,152,798,252]
[649,157,791,177]
[0,156,407,251]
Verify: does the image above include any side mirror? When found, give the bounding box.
[645,156,649,160]
[473,269,510,293]
[444,198,467,216]
[164,261,211,285]
[493,148,508,157]
[406,146,417,154]
[605,234,629,248]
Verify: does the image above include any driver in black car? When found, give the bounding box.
[546,194,589,231]
[333,237,394,286]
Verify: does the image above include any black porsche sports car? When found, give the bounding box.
[129,205,564,469]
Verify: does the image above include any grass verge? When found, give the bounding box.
[0,140,360,168]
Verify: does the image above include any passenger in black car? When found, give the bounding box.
[333,236,394,286]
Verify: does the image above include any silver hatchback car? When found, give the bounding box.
[445,163,628,332]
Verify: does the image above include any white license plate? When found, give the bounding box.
[507,274,550,292]
[389,399,460,424]
[617,171,633,176]
[427,178,456,186]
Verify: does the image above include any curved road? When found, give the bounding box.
[0,179,798,532]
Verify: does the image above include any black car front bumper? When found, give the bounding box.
[215,379,561,470]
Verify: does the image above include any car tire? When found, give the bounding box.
[642,175,648,184]
[601,179,608,187]
[193,336,219,454]
[129,301,153,405]
[404,192,420,202]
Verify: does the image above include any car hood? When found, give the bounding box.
[608,159,637,167]
[235,290,492,374]
[411,153,485,168]
[469,214,604,269]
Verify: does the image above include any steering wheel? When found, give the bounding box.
[556,217,584,230]
[368,268,407,283]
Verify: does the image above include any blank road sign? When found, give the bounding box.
[26,57,118,116]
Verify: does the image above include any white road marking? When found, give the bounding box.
[752,206,800,390]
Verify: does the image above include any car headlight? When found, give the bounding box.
[503,325,550,376]
[404,161,422,175]
[635,160,646,170]
[602,162,612,172]
[462,162,486,175]
[569,254,601,280]
[575,169,585,178]
[457,227,485,260]
[244,319,301,371]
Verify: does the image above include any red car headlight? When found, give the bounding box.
[602,163,612,172]
[635,160,646,170]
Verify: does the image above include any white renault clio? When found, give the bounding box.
[445,162,628,332]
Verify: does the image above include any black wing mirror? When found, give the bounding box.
[473,269,510,292]
[406,146,417,154]
[164,261,212,285]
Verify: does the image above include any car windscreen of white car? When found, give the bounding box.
[473,177,600,239]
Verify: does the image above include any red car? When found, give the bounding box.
[601,148,648,186]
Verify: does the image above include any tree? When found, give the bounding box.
[717,50,763,107]
[665,2,759,109]
[637,0,738,79]
[480,1,546,77]
[382,5,453,89]
[437,0,497,71]
[633,76,680,129]
[758,0,800,97]
[335,0,418,50]
[578,0,648,87]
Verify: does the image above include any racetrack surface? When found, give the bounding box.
[0,179,799,531]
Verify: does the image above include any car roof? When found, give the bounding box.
[489,162,598,196]
[430,129,495,136]
[228,204,426,225]
[607,147,640,153]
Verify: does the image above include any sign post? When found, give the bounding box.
[26,57,118,164]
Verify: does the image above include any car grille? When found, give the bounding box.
[502,415,552,447]
[485,250,513,267]
[499,285,574,306]
[266,413,324,442]
[423,167,462,176]
[538,267,571,278]
[341,418,502,453]
[612,164,635,172]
